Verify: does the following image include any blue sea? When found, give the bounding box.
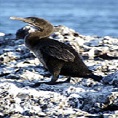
[0,0,118,37]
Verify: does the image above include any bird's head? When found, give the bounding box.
[10,16,54,39]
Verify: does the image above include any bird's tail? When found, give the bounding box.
[88,74,103,82]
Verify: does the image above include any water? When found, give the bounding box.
[0,0,118,37]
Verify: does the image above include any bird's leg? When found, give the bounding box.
[30,73,71,87]
[29,67,60,87]
[46,71,71,85]
[46,75,59,85]
[30,61,71,87]
[46,65,61,85]
[66,76,71,82]
[46,75,71,85]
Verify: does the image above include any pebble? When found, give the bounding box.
[0,32,5,36]
[102,71,118,87]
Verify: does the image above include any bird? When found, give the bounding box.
[10,16,102,86]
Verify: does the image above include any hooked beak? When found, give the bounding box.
[10,16,29,23]
[10,16,42,31]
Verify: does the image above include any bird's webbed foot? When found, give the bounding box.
[47,77,71,85]
[29,77,71,88]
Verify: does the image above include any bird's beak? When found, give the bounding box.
[10,16,34,25]
[10,16,27,22]
[10,16,42,31]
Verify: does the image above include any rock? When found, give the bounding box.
[0,32,5,36]
[0,25,118,117]
[102,71,118,87]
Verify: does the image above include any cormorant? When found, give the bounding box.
[10,16,102,86]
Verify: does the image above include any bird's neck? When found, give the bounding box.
[24,25,54,50]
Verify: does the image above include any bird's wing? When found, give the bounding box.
[40,44,75,62]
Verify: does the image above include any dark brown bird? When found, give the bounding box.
[10,16,102,86]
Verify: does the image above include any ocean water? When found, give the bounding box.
[0,0,118,37]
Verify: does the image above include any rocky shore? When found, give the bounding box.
[0,25,118,118]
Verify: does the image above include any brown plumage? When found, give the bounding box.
[10,16,102,86]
